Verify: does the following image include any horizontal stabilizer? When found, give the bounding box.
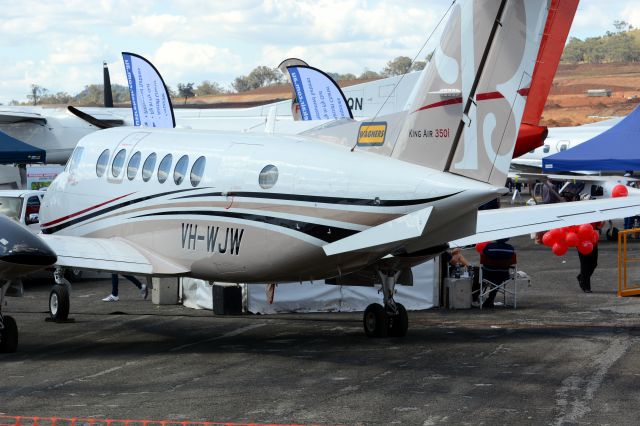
[40,235,189,276]
[450,196,640,246]
[323,206,432,256]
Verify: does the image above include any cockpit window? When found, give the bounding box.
[67,146,84,174]
[174,155,188,185]
[96,149,110,177]
[190,156,206,187]
[142,153,156,182]
[127,151,141,180]
[158,154,173,183]
[112,149,126,178]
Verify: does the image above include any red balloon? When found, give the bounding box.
[475,241,489,254]
[565,232,579,247]
[612,184,629,198]
[550,228,565,244]
[577,240,594,255]
[591,230,600,245]
[552,242,568,256]
[578,223,594,241]
[542,231,557,247]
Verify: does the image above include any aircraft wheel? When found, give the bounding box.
[388,303,408,337]
[0,315,18,353]
[363,303,388,338]
[49,284,70,321]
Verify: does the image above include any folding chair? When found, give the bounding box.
[476,261,518,309]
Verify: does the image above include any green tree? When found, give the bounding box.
[232,76,251,92]
[232,66,282,92]
[27,84,48,105]
[327,72,356,81]
[410,60,426,72]
[614,20,630,32]
[359,70,380,80]
[561,37,585,63]
[177,83,195,104]
[195,80,225,96]
[382,56,413,76]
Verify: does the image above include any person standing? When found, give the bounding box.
[577,222,603,293]
[102,274,148,301]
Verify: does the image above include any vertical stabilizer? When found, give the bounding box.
[390,0,549,186]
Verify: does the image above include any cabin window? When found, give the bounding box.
[127,151,141,181]
[259,164,278,189]
[542,145,550,154]
[174,155,189,185]
[112,149,126,178]
[190,156,206,187]
[142,153,157,182]
[560,144,568,152]
[158,154,173,183]
[67,146,84,174]
[96,149,110,177]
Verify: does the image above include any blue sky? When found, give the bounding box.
[0,0,637,104]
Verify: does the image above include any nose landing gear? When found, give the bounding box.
[0,281,18,353]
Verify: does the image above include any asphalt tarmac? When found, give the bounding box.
[3,221,640,425]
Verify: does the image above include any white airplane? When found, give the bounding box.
[510,117,623,172]
[4,0,640,352]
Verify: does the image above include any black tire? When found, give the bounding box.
[0,315,18,353]
[363,303,388,338]
[49,284,70,321]
[388,303,408,337]
[64,268,83,282]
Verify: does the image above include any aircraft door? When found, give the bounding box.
[556,140,570,152]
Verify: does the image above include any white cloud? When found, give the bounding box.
[150,41,243,87]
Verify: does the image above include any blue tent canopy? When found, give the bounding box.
[542,104,640,172]
[0,130,45,164]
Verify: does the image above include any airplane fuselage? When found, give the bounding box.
[39,127,499,283]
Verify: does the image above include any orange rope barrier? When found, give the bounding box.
[0,417,313,426]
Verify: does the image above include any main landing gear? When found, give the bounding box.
[49,267,71,322]
[0,280,18,353]
[363,270,408,338]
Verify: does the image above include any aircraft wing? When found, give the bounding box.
[0,110,47,125]
[40,235,189,276]
[450,196,640,247]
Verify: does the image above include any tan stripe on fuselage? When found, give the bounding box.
[77,200,402,230]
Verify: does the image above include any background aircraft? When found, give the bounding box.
[510,116,623,172]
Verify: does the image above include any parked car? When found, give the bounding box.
[0,189,45,230]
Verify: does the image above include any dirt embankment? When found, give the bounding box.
[541,62,640,127]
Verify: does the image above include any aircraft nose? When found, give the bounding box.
[0,215,57,266]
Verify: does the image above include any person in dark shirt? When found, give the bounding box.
[577,222,603,293]
[480,238,517,308]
